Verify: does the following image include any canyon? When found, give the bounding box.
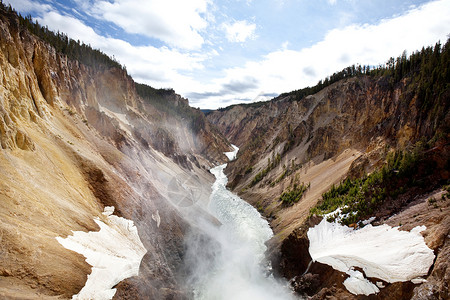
[206,50,449,299]
[1,3,449,300]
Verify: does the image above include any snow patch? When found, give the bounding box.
[307,218,435,295]
[56,206,147,300]
[102,206,115,216]
[343,269,379,296]
[411,277,427,284]
[224,144,239,161]
[362,217,375,225]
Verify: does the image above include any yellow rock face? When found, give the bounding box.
[0,11,228,299]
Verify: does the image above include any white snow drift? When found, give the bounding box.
[56,206,147,300]
[224,144,239,161]
[307,218,435,296]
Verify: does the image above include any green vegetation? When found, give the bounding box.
[444,184,450,195]
[310,141,442,225]
[249,151,281,187]
[280,38,450,110]
[135,84,176,102]
[279,64,370,101]
[279,181,310,206]
[282,124,297,154]
[135,83,206,133]
[427,197,438,208]
[442,185,450,202]
[271,159,301,187]
[217,99,269,112]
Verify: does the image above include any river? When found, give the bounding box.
[185,147,296,299]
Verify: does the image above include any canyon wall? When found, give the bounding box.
[208,71,449,298]
[0,8,229,299]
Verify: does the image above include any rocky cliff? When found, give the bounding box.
[0,7,230,299]
[207,47,449,299]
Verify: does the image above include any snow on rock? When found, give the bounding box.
[102,206,115,216]
[224,144,239,161]
[343,269,379,296]
[56,206,147,300]
[307,218,435,295]
[362,217,375,225]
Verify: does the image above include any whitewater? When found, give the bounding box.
[188,146,295,300]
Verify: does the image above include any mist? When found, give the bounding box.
[184,163,296,300]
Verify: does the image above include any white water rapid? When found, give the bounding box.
[186,147,295,300]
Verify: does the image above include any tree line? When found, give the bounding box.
[281,38,449,105]
[135,83,206,133]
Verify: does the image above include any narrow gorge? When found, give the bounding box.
[1,2,449,300]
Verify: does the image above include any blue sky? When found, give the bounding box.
[5,0,450,109]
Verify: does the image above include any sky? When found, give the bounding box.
[4,0,450,109]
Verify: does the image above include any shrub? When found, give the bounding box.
[309,142,434,224]
[279,182,310,206]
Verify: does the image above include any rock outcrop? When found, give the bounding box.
[0,7,230,299]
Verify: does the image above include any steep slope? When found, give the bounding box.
[0,6,230,299]
[207,43,449,299]
[209,74,448,231]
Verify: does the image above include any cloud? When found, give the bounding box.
[222,77,259,93]
[328,0,337,5]
[303,66,316,77]
[37,11,99,43]
[186,76,259,100]
[4,0,52,14]
[79,0,210,50]
[186,91,223,99]
[34,9,210,91]
[222,20,257,43]
[339,53,350,64]
[190,0,450,108]
[281,41,290,50]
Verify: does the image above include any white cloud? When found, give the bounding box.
[87,0,210,50]
[222,20,257,43]
[4,0,51,14]
[35,10,210,91]
[191,0,450,108]
[328,0,338,5]
[37,11,99,43]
